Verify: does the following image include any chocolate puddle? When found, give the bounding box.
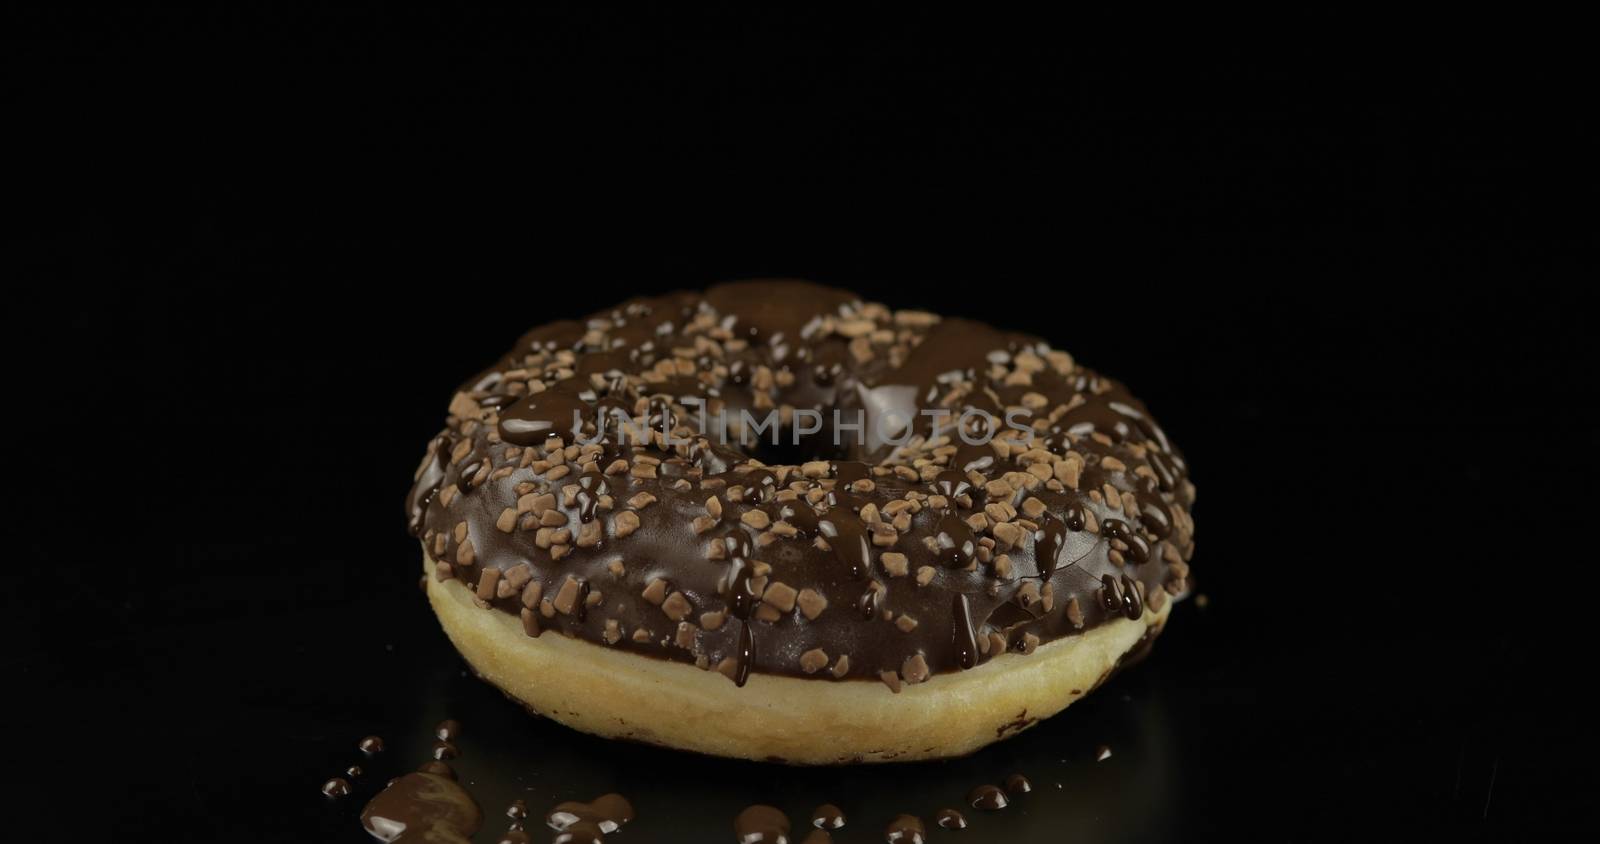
[361,770,482,843]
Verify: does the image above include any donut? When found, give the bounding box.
[406,280,1195,763]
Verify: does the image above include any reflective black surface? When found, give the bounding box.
[40,265,1577,840]
[13,20,1586,841]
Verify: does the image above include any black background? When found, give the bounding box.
[8,11,1590,843]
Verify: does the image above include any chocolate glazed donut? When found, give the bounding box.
[407,280,1195,763]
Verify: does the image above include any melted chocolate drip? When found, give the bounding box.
[952,593,979,669]
[819,518,871,579]
[1120,574,1143,620]
[1035,513,1067,579]
[406,436,450,535]
[734,620,754,688]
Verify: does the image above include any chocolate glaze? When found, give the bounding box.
[407,280,1195,684]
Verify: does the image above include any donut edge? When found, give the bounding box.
[423,550,1171,764]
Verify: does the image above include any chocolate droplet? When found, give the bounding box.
[417,760,455,779]
[733,804,790,844]
[547,793,635,835]
[1120,574,1143,620]
[884,813,926,843]
[811,804,846,830]
[952,593,978,669]
[968,784,1008,810]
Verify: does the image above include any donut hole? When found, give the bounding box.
[736,416,852,467]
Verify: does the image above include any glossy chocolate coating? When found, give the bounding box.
[406,280,1194,686]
